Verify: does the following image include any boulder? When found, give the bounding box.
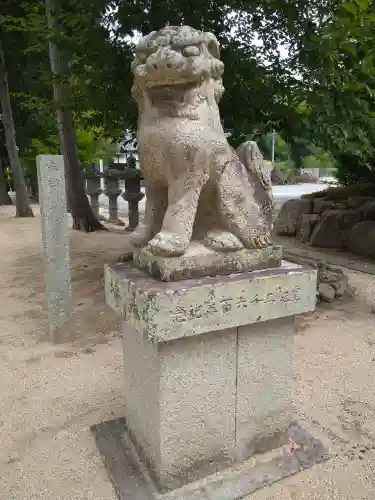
[361,200,375,221]
[282,253,350,302]
[340,207,363,230]
[348,221,375,259]
[274,199,313,236]
[310,210,344,248]
[296,214,320,243]
[331,274,349,297]
[347,196,375,209]
[313,198,347,215]
[318,283,335,302]
[310,208,362,248]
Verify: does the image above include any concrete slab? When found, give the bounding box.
[92,418,334,500]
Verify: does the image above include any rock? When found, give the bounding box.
[347,196,375,209]
[296,214,320,243]
[274,199,313,236]
[331,274,349,297]
[340,208,363,230]
[348,221,375,258]
[310,210,344,248]
[117,251,133,262]
[282,253,350,303]
[313,199,347,215]
[310,208,362,248]
[318,283,335,302]
[361,200,375,221]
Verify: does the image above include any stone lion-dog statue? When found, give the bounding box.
[130,25,274,257]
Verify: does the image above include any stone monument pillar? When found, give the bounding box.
[98,25,330,500]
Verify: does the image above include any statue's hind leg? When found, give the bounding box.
[193,184,244,251]
[130,183,167,247]
[215,158,271,249]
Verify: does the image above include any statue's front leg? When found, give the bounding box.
[130,183,167,247]
[149,172,209,257]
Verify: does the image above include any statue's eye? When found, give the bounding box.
[182,45,200,57]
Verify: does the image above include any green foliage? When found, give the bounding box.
[302,146,336,171]
[21,127,117,177]
[335,154,375,186]
[0,0,375,189]
[274,160,297,180]
[295,0,375,163]
[256,133,291,163]
[302,183,375,200]
[0,0,130,158]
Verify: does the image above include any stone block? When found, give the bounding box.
[92,417,334,500]
[318,283,335,302]
[274,199,312,236]
[235,317,294,461]
[296,213,320,243]
[105,262,317,492]
[361,200,375,221]
[348,221,375,258]
[313,199,347,215]
[347,196,375,209]
[339,207,363,230]
[310,210,342,248]
[133,243,282,282]
[105,262,317,342]
[310,208,362,248]
[122,324,237,491]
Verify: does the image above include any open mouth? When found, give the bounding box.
[142,72,205,89]
[145,78,198,89]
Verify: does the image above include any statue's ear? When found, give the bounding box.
[204,32,220,59]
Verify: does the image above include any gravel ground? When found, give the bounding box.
[0,203,374,500]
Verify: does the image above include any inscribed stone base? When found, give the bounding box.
[104,262,317,491]
[133,242,282,281]
[105,260,316,342]
[92,418,334,500]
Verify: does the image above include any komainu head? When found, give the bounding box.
[131,25,224,91]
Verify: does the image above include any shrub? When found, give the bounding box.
[302,183,375,200]
[335,153,375,186]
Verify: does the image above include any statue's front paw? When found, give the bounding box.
[130,224,153,247]
[204,230,244,252]
[148,231,188,257]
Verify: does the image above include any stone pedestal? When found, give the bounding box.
[133,242,282,281]
[104,260,317,492]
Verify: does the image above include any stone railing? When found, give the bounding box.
[85,163,144,231]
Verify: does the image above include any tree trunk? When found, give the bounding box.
[0,41,33,217]
[0,157,12,205]
[45,0,105,231]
